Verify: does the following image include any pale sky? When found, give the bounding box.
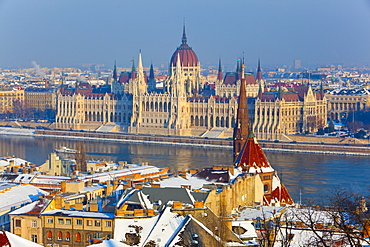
[0,0,370,70]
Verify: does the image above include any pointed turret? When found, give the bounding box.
[113,60,117,81]
[256,59,262,81]
[137,50,144,80]
[233,62,249,161]
[149,62,155,81]
[148,61,156,93]
[217,58,223,81]
[130,58,136,80]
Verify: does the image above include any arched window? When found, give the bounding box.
[76,232,81,242]
[264,184,269,192]
[47,231,52,240]
[58,231,62,241]
[66,232,70,241]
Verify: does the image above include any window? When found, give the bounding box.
[66,219,71,225]
[76,219,82,225]
[95,220,100,227]
[47,218,53,224]
[93,232,103,239]
[65,232,70,241]
[105,221,112,227]
[32,220,37,228]
[47,231,52,240]
[76,232,81,242]
[15,219,21,227]
[87,220,92,226]
[58,231,63,241]
[31,234,38,243]
[58,218,64,224]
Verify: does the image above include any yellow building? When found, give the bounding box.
[24,87,57,111]
[41,206,114,247]
[0,89,24,114]
[252,85,327,140]
[9,198,51,245]
[325,87,370,121]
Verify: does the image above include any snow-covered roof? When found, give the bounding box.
[114,215,159,245]
[156,175,209,190]
[13,174,35,183]
[87,239,127,247]
[0,157,30,167]
[237,206,285,221]
[142,207,186,246]
[0,185,48,212]
[9,198,50,215]
[232,220,257,239]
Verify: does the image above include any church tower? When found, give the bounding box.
[233,63,249,161]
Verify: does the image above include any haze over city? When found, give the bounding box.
[0,0,370,69]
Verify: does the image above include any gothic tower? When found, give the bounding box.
[233,63,249,162]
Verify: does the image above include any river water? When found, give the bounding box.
[1,135,369,203]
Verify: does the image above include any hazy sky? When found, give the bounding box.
[0,0,370,69]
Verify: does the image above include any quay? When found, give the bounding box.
[0,127,369,156]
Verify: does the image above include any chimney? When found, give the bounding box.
[74,203,83,211]
[55,196,63,209]
[61,181,67,193]
[173,202,183,209]
[89,203,99,212]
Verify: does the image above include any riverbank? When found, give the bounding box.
[0,127,369,156]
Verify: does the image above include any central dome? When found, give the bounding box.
[170,26,199,67]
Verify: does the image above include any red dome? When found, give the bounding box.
[170,26,199,67]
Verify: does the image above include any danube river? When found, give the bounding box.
[1,135,369,203]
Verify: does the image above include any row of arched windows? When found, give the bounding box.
[47,231,77,242]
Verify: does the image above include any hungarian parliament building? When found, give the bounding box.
[55,27,327,140]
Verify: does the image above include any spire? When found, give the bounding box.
[149,61,155,80]
[182,22,187,45]
[217,58,223,81]
[257,58,263,81]
[113,60,117,81]
[138,50,143,71]
[320,80,324,99]
[137,50,145,82]
[233,60,249,162]
[258,82,263,99]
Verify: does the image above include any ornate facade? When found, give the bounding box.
[55,26,327,140]
[251,85,327,140]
